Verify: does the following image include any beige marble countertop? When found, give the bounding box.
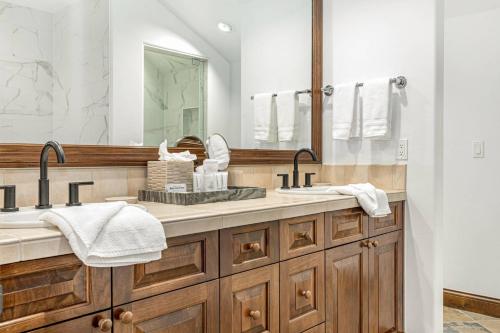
[0,190,406,265]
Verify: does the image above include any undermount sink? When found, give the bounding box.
[276,186,345,195]
[0,208,52,229]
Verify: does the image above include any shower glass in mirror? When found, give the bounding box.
[0,0,312,150]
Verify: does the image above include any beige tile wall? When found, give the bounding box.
[0,164,406,208]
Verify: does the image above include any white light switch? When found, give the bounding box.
[472,141,485,158]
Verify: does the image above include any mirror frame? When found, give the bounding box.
[0,0,323,168]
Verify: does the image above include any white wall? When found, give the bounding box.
[444,0,500,299]
[324,0,444,331]
[109,0,233,146]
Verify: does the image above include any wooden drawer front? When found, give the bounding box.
[113,280,219,333]
[304,323,325,333]
[29,311,113,333]
[325,207,368,249]
[220,264,279,333]
[112,231,218,305]
[220,221,279,276]
[369,201,403,237]
[325,241,369,333]
[0,254,110,333]
[369,231,404,333]
[280,213,324,260]
[280,252,325,333]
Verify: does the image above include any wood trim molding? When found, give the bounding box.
[0,0,324,168]
[444,289,500,318]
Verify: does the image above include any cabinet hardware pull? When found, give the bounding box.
[361,240,372,248]
[248,242,261,252]
[92,316,112,332]
[297,232,309,239]
[249,310,261,320]
[372,240,380,247]
[300,290,312,299]
[119,311,134,324]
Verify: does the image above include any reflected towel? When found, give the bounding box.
[254,93,277,142]
[276,90,298,141]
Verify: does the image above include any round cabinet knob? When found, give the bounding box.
[249,242,261,252]
[372,240,379,247]
[119,311,134,324]
[93,317,112,332]
[301,290,312,299]
[361,240,372,248]
[249,310,261,320]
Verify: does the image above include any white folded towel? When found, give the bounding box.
[40,202,167,267]
[276,90,298,142]
[363,78,392,139]
[334,183,391,217]
[254,93,276,142]
[332,83,360,140]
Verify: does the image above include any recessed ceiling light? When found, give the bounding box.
[217,22,232,33]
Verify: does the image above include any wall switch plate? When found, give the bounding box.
[398,139,408,160]
[472,141,485,158]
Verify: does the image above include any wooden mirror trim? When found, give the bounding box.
[0,0,323,168]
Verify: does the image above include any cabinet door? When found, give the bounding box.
[325,241,369,333]
[279,213,324,260]
[368,202,403,237]
[113,280,219,333]
[325,207,368,249]
[0,255,110,333]
[220,264,279,333]
[220,221,279,276]
[113,231,218,305]
[28,311,113,333]
[280,252,325,333]
[369,231,404,333]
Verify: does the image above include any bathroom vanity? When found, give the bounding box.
[0,192,405,333]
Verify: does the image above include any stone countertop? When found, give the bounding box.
[0,190,406,265]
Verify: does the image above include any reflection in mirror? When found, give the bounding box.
[1,0,313,151]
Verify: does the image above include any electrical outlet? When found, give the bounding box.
[398,139,408,160]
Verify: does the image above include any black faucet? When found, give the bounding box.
[292,148,318,188]
[36,141,66,209]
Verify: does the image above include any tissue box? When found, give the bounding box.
[147,160,194,192]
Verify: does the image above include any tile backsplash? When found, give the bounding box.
[0,164,406,208]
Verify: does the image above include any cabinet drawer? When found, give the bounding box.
[220,264,279,333]
[325,207,368,248]
[304,323,325,333]
[220,221,279,276]
[369,201,404,237]
[113,280,219,333]
[280,252,325,333]
[29,311,113,333]
[113,231,218,305]
[0,255,110,333]
[280,213,324,260]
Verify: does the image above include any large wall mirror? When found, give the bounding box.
[0,0,322,166]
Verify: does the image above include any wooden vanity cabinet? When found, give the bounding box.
[0,255,110,333]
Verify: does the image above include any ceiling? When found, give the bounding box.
[6,0,79,13]
[158,0,241,63]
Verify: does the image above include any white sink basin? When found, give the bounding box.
[0,208,52,228]
[276,186,344,195]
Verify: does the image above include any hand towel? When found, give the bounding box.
[276,90,298,142]
[362,78,392,139]
[39,202,167,267]
[332,83,359,140]
[333,183,391,217]
[254,93,276,142]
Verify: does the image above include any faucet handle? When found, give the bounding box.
[0,185,19,212]
[67,181,94,206]
[277,174,290,189]
[304,173,316,188]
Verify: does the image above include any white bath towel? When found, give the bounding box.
[334,183,391,217]
[276,90,298,142]
[254,93,276,142]
[39,202,167,267]
[363,78,392,139]
[332,83,359,140]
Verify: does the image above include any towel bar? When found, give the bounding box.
[322,75,408,96]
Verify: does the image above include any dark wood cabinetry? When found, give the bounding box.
[0,202,404,333]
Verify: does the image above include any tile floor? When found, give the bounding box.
[444,307,500,332]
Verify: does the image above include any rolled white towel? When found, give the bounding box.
[40,202,167,267]
[333,183,391,217]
